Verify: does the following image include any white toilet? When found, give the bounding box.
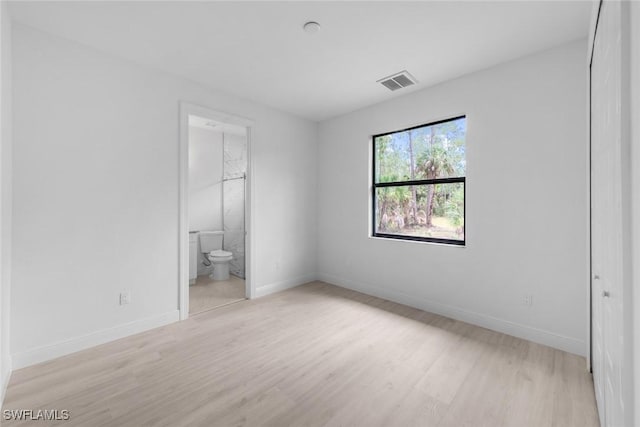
[199,231,233,281]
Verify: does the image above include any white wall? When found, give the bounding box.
[11,24,317,368]
[188,126,223,233]
[0,0,13,401]
[317,40,588,355]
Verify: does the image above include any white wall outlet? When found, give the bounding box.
[120,291,131,306]
[523,294,533,307]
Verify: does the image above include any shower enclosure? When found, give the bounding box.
[222,132,246,279]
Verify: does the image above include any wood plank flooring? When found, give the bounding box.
[189,274,245,315]
[2,282,599,426]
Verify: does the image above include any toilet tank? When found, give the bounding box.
[199,231,224,253]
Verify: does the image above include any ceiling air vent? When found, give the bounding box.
[377,70,418,91]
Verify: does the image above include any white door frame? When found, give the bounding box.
[179,102,255,320]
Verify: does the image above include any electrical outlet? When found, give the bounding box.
[120,291,131,306]
[523,294,533,307]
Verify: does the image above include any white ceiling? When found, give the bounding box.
[8,1,592,121]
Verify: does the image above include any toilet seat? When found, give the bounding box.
[209,250,233,262]
[210,249,232,257]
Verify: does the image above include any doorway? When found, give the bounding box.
[179,103,254,318]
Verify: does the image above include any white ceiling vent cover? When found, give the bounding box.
[377,70,418,91]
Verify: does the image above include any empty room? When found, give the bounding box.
[0,1,638,426]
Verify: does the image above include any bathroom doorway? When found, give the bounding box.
[179,103,253,319]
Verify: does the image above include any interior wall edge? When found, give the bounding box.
[0,356,11,403]
[0,0,13,407]
[317,273,587,357]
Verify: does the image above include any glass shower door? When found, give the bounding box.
[222,133,246,279]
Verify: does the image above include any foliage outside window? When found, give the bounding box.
[372,116,466,245]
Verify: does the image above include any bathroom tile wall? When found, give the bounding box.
[188,126,223,233]
[223,133,247,179]
[223,133,246,278]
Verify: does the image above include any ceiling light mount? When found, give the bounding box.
[303,21,321,34]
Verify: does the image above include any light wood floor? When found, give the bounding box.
[189,274,245,315]
[3,282,599,427]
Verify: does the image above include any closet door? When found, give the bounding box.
[590,1,625,426]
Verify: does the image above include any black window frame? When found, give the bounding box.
[371,115,466,246]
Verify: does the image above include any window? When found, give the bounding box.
[372,116,466,245]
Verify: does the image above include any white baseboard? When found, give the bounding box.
[1,355,12,406]
[12,310,180,370]
[254,273,317,298]
[318,273,585,356]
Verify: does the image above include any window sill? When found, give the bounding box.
[369,234,466,247]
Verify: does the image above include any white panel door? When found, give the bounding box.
[590,1,625,426]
